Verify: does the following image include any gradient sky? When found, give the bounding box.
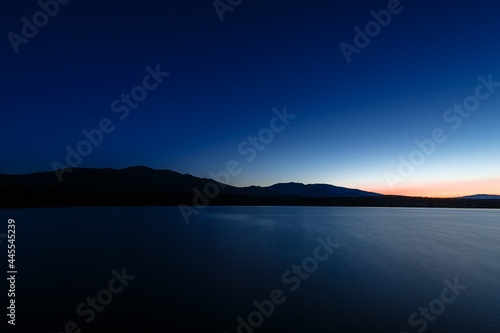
[1,0,499,197]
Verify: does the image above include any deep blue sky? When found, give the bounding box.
[2,0,500,196]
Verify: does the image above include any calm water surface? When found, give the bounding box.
[2,206,499,332]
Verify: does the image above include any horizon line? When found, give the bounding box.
[1,165,499,200]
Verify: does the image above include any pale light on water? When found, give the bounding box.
[2,206,499,332]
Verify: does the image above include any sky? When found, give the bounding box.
[1,0,499,197]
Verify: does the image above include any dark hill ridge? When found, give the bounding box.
[0,166,379,198]
[458,194,500,200]
[267,182,380,197]
[0,167,499,208]
[0,166,208,195]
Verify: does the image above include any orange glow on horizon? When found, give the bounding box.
[364,178,500,198]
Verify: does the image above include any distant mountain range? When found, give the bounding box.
[457,194,500,200]
[0,166,380,197]
[0,166,499,209]
[266,182,380,197]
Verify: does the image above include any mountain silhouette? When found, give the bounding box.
[0,166,379,198]
[267,182,380,197]
[458,194,500,199]
[0,167,499,208]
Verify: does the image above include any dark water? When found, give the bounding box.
[1,206,499,332]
